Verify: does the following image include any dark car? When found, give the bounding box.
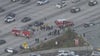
[20,0,31,4]
[11,0,20,2]
[83,22,95,28]
[71,0,80,3]
[5,48,18,54]
[21,17,31,23]
[0,7,5,13]
[88,0,97,6]
[34,21,44,27]
[70,7,81,13]
[5,13,16,23]
[0,40,6,45]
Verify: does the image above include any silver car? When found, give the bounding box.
[30,53,41,56]
[37,0,49,5]
[5,48,18,54]
[5,13,16,23]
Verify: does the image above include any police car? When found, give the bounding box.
[5,13,16,23]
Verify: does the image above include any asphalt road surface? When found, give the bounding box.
[0,0,100,56]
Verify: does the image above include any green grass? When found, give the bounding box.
[21,28,89,53]
[31,28,89,51]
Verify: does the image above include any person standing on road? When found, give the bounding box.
[83,33,85,37]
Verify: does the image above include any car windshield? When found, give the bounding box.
[7,16,13,19]
[7,13,15,17]
[24,17,29,19]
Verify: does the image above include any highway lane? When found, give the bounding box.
[0,0,90,55]
[0,0,37,24]
[0,0,37,17]
[0,0,99,55]
[0,0,95,49]
[0,0,12,6]
[0,0,88,36]
[0,0,58,35]
[73,15,100,48]
[7,0,100,56]
[74,14,100,34]
[0,1,97,54]
[44,0,100,26]
[0,0,59,27]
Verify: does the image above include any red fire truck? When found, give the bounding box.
[11,27,33,38]
[55,19,74,27]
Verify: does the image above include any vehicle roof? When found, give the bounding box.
[56,19,67,21]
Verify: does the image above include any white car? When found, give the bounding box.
[5,48,18,54]
[30,53,41,56]
[57,50,70,56]
[57,52,69,56]
[5,13,16,23]
[37,0,49,5]
[58,50,70,53]
[56,2,67,8]
[91,51,100,56]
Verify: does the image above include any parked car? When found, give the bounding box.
[83,22,95,28]
[20,0,31,4]
[11,0,20,2]
[37,0,49,5]
[30,53,41,56]
[56,2,67,8]
[88,0,98,6]
[5,48,18,54]
[5,13,16,23]
[70,7,81,13]
[33,21,44,27]
[21,17,31,23]
[0,40,6,45]
[0,7,5,13]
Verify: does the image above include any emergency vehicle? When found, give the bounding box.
[55,19,74,27]
[11,27,33,38]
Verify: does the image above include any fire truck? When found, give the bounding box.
[55,19,74,27]
[11,27,34,38]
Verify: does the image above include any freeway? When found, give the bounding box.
[0,0,87,36]
[13,46,93,56]
[0,0,60,35]
[74,15,100,48]
[0,0,91,56]
[0,0,99,55]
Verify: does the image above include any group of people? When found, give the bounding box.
[48,29,60,36]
